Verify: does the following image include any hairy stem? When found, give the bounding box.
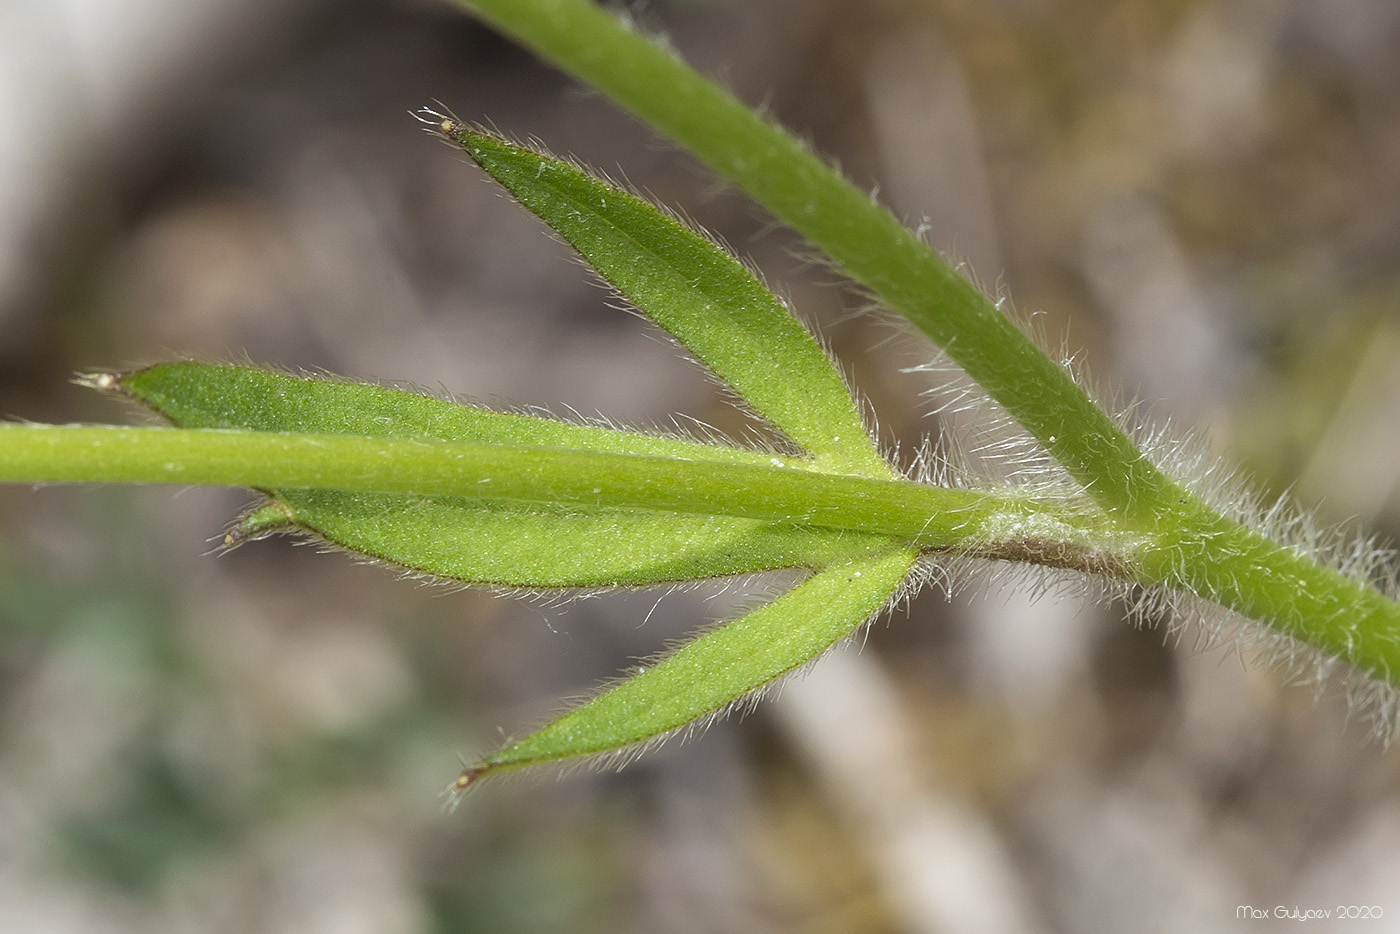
[0,424,1086,548]
[6,422,1400,682]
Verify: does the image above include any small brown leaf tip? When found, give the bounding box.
[412,106,463,140]
[441,765,483,814]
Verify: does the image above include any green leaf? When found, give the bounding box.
[260,492,897,588]
[437,123,892,479]
[119,363,793,464]
[116,363,891,587]
[452,546,917,790]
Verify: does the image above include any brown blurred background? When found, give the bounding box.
[3,0,1400,931]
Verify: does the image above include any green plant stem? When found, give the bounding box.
[449,0,1174,521]
[0,424,1065,545]
[6,422,1400,682]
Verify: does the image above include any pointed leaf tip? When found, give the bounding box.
[443,126,892,478]
[442,765,482,813]
[222,502,294,549]
[465,547,917,781]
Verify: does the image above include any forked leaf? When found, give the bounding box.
[452,546,917,792]
[115,363,888,586]
[110,121,930,788]
[435,121,892,478]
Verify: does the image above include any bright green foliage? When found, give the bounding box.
[4,0,1400,792]
[445,125,892,479]
[462,548,916,786]
[0,419,1106,548]
[104,129,924,782]
[444,0,1400,730]
[117,364,888,587]
[448,0,1164,517]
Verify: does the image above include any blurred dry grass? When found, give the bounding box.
[3,0,1400,931]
